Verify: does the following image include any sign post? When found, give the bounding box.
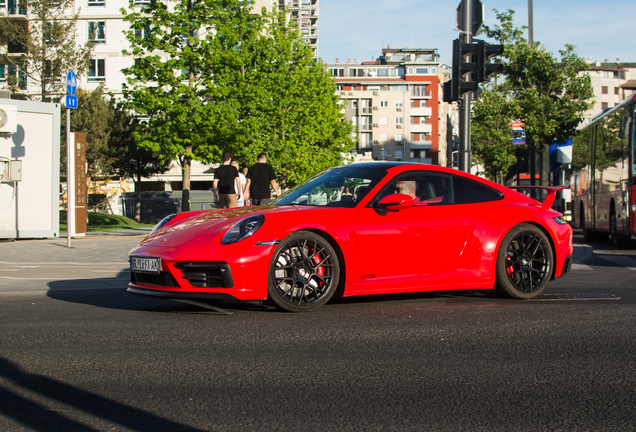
[65,71,78,247]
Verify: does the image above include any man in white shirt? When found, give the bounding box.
[232,161,247,206]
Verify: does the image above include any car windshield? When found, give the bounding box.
[271,164,388,208]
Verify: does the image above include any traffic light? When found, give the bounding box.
[475,40,504,82]
[450,38,480,102]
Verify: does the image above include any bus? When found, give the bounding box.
[571,94,636,248]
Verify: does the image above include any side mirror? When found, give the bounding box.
[376,193,414,211]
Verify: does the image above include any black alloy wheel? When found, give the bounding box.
[495,224,554,299]
[268,231,340,312]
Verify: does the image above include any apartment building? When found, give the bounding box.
[0,0,315,98]
[581,59,636,124]
[278,0,318,58]
[328,47,444,164]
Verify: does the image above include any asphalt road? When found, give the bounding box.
[1,233,635,431]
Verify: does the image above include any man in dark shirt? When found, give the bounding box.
[213,151,240,209]
[244,153,280,205]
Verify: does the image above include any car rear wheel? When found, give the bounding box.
[495,224,554,299]
[268,231,340,312]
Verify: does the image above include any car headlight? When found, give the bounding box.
[221,215,265,244]
[151,213,177,234]
[552,216,567,225]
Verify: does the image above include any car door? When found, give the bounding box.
[356,172,470,285]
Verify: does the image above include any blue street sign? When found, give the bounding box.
[66,71,77,95]
[66,95,78,109]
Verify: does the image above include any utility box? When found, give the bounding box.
[0,99,60,239]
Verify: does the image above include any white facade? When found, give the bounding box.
[580,59,636,125]
[2,0,301,99]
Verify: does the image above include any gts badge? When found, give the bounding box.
[361,274,376,280]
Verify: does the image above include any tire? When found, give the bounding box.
[268,231,340,312]
[610,208,630,249]
[495,224,554,299]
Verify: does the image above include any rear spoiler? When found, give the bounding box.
[507,185,569,210]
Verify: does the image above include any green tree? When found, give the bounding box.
[121,0,242,211]
[61,87,113,180]
[471,87,520,182]
[0,0,93,101]
[216,11,354,187]
[108,104,172,221]
[121,1,353,209]
[482,9,593,185]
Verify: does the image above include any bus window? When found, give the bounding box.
[632,105,636,179]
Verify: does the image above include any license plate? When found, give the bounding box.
[130,257,161,274]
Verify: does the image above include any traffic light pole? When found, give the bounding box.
[458,0,472,173]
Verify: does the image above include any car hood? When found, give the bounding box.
[132,205,306,251]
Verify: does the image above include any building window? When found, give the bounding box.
[391,85,407,92]
[0,64,4,82]
[379,116,388,125]
[411,85,428,97]
[88,0,105,6]
[410,133,417,141]
[134,0,150,5]
[352,85,357,91]
[336,85,344,91]
[408,67,413,75]
[416,67,428,74]
[394,100,402,108]
[395,133,403,142]
[7,0,27,13]
[601,102,608,110]
[380,85,388,91]
[89,58,106,81]
[380,100,388,108]
[615,87,619,95]
[88,21,106,43]
[379,133,388,142]
[6,63,27,90]
[395,117,403,125]
[601,86,608,94]
[135,23,151,39]
[394,150,403,161]
[377,68,388,77]
[389,67,404,77]
[329,68,344,77]
[430,67,436,74]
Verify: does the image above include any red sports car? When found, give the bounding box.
[128,162,573,312]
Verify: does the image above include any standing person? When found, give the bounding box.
[212,151,240,209]
[231,160,246,207]
[244,152,280,206]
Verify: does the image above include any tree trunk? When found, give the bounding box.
[181,148,192,212]
[134,176,142,223]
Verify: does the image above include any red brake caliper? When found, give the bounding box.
[314,254,325,277]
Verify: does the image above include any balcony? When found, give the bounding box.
[411,88,432,98]
[409,142,432,150]
[361,107,373,114]
[410,123,432,134]
[410,107,432,117]
[359,124,372,131]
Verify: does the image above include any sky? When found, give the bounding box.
[318,0,636,66]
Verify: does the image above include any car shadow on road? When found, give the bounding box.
[0,356,204,432]
[45,271,271,315]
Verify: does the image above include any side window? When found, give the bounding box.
[369,172,452,207]
[452,176,503,204]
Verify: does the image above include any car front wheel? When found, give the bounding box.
[268,231,340,312]
[495,224,554,299]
